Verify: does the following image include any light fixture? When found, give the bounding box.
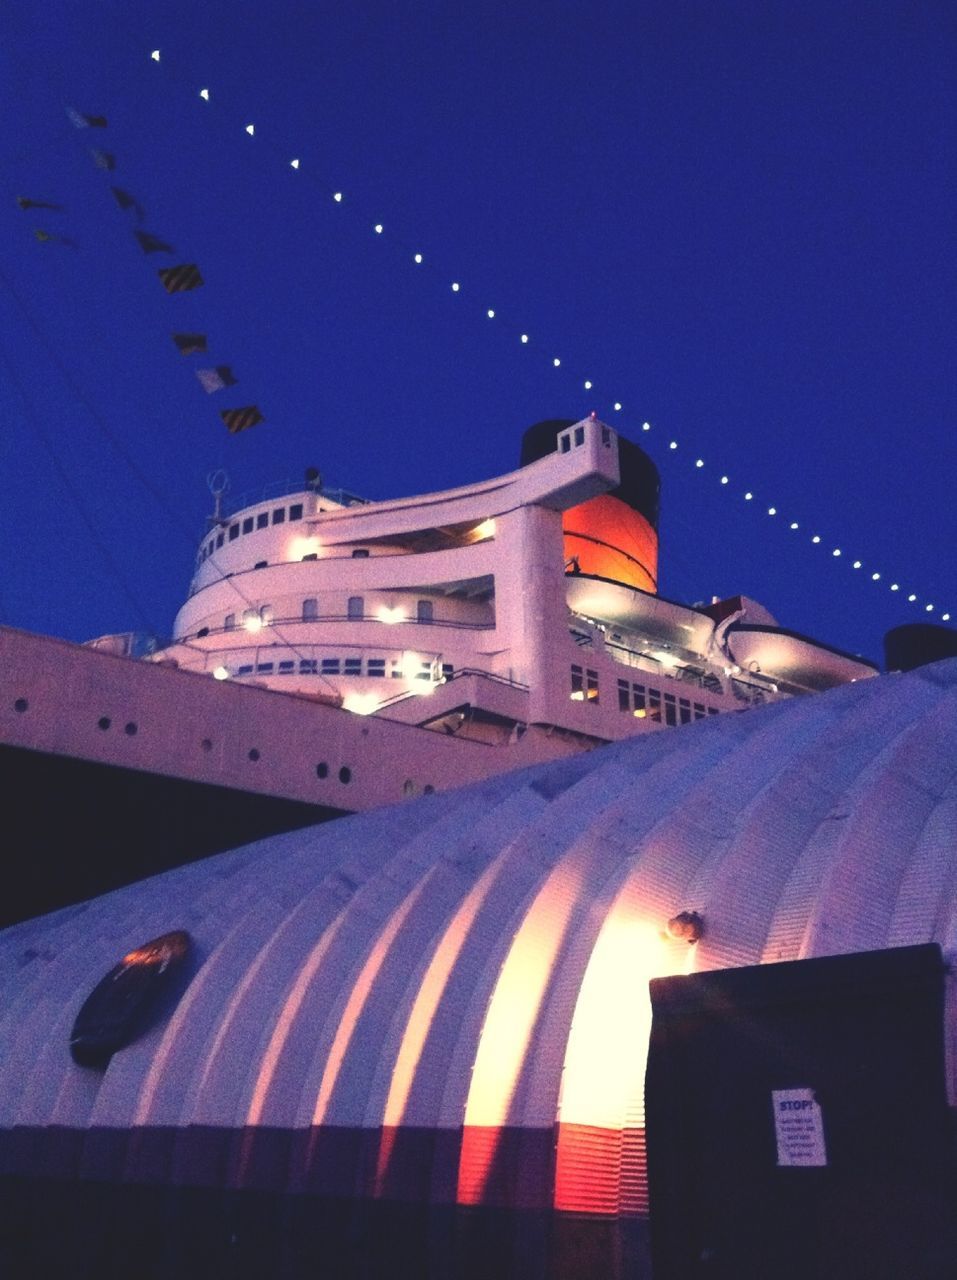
[665,911,704,943]
[376,606,405,624]
[614,402,622,411]
[696,459,704,468]
[374,223,383,234]
[452,282,460,292]
[414,253,423,263]
[150,49,161,62]
[212,666,229,680]
[245,123,255,136]
[768,507,776,515]
[721,476,729,485]
[669,441,678,450]
[290,158,300,169]
[487,308,495,318]
[243,615,263,634]
[642,422,651,431]
[584,380,592,390]
[908,593,917,602]
[553,357,561,367]
[333,191,343,202]
[520,333,528,343]
[199,88,210,101]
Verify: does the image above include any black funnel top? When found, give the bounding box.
[884,623,957,672]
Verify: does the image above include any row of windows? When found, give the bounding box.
[618,678,720,725]
[231,655,455,681]
[214,597,436,631]
[198,502,306,562]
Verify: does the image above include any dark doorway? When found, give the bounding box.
[645,944,957,1280]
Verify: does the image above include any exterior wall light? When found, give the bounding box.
[665,910,704,943]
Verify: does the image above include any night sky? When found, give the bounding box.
[1,2,953,665]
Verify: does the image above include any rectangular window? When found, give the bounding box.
[601,426,611,446]
[301,552,318,561]
[216,532,224,548]
[299,659,317,675]
[618,678,630,712]
[238,664,254,675]
[352,548,370,559]
[242,517,254,534]
[367,658,386,678]
[694,703,706,720]
[416,599,434,624]
[679,698,692,725]
[571,663,584,699]
[560,434,571,454]
[633,683,647,717]
[648,688,662,723]
[256,511,269,529]
[321,657,340,675]
[347,596,364,620]
[708,707,720,716]
[302,598,318,621]
[256,662,274,675]
[417,661,433,681]
[229,524,239,541]
[278,660,295,674]
[586,668,599,703]
[261,605,274,625]
[664,693,677,726]
[224,614,235,630]
[344,657,362,676]
[289,503,303,521]
[441,663,454,680]
[391,660,404,678]
[574,425,585,446]
[254,560,268,569]
[272,508,285,525]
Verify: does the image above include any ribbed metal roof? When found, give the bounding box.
[2,656,956,1242]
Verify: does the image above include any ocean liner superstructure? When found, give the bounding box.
[2,417,877,923]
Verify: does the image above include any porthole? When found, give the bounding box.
[316,762,329,779]
[423,784,435,795]
[14,697,28,713]
[338,766,352,784]
[248,748,260,762]
[201,738,213,752]
[124,722,138,736]
[98,716,111,731]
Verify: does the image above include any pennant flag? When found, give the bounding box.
[172,332,207,355]
[31,229,76,247]
[17,196,64,212]
[67,108,107,129]
[90,149,116,170]
[134,229,174,254]
[196,366,238,393]
[110,186,145,220]
[220,406,264,434]
[158,264,203,293]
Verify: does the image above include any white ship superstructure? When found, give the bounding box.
[152,416,877,749]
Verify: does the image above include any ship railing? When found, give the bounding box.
[221,481,371,517]
[177,613,496,644]
[372,666,530,711]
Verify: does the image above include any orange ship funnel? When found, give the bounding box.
[521,420,660,594]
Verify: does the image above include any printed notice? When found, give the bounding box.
[772,1088,827,1167]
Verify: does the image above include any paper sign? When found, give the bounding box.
[772,1088,827,1167]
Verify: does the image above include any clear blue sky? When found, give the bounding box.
[1,1,954,664]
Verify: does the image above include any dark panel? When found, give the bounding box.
[646,945,957,1280]
[1,744,346,927]
[0,1124,652,1278]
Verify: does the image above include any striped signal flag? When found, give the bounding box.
[134,229,174,254]
[17,196,64,212]
[111,187,144,220]
[67,108,107,129]
[172,332,208,355]
[220,406,264,434]
[158,264,203,293]
[196,366,238,393]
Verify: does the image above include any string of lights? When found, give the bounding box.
[145,48,951,624]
